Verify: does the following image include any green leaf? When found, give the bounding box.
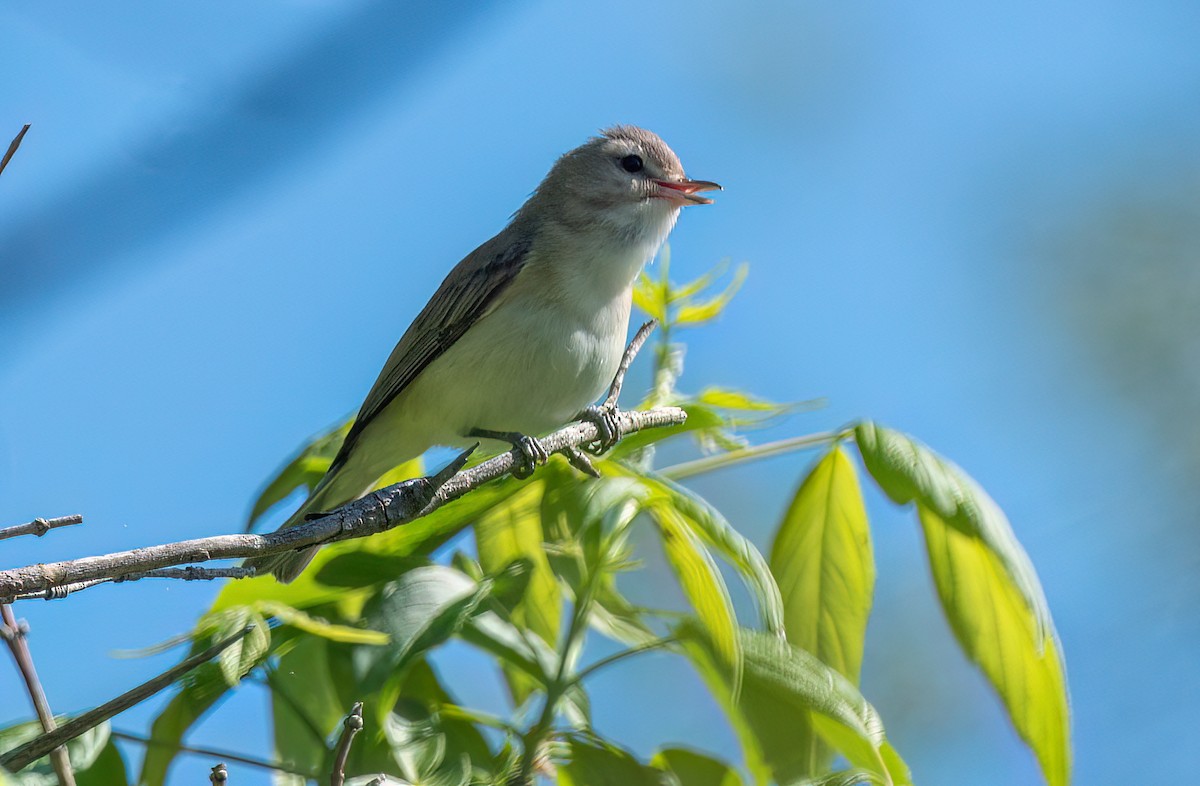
[668,257,731,303]
[460,612,590,726]
[630,470,786,638]
[356,566,493,690]
[793,771,888,786]
[674,262,748,326]
[269,637,342,782]
[138,657,232,785]
[246,420,351,531]
[920,505,1071,786]
[313,553,426,588]
[391,661,495,775]
[695,387,782,414]
[559,736,663,786]
[679,625,908,786]
[633,273,667,322]
[651,505,741,692]
[474,482,561,646]
[473,480,558,710]
[651,747,743,786]
[852,422,1052,641]
[0,722,121,786]
[769,446,874,775]
[200,608,270,687]
[853,421,1070,786]
[74,733,129,786]
[261,601,389,645]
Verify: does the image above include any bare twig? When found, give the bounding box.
[330,701,364,786]
[0,625,254,772]
[0,124,30,178]
[111,729,316,779]
[0,407,684,601]
[209,762,228,783]
[0,514,83,542]
[1,605,76,786]
[660,430,844,480]
[604,320,656,409]
[8,567,259,603]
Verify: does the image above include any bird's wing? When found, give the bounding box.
[328,231,533,474]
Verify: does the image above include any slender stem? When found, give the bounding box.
[0,515,83,542]
[0,124,30,178]
[571,636,679,685]
[330,702,364,786]
[0,626,254,772]
[659,430,844,480]
[603,320,657,408]
[1,605,76,785]
[516,560,602,783]
[111,730,315,778]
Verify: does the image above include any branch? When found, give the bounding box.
[329,701,364,786]
[0,625,254,772]
[1,605,76,785]
[0,514,83,542]
[0,323,683,601]
[111,729,316,779]
[0,124,30,178]
[0,411,683,601]
[8,567,259,603]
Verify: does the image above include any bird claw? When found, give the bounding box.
[511,434,549,479]
[466,428,549,480]
[578,404,622,455]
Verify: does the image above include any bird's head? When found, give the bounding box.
[526,125,720,243]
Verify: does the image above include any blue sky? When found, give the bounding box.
[3,1,1199,784]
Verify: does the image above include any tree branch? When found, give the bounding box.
[0,625,254,772]
[110,729,316,779]
[0,605,76,785]
[329,701,363,786]
[0,514,83,542]
[0,406,684,601]
[0,124,30,178]
[8,567,260,603]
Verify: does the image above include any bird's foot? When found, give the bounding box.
[577,403,622,455]
[469,428,549,480]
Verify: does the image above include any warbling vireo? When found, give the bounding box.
[249,125,719,581]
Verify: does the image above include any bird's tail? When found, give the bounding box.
[244,467,362,583]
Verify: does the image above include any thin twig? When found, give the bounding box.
[8,567,259,602]
[659,430,843,480]
[0,408,685,601]
[604,320,657,409]
[110,729,317,779]
[0,124,30,178]
[571,636,679,684]
[209,763,228,783]
[0,626,255,772]
[329,701,364,786]
[0,515,83,542]
[1,604,76,785]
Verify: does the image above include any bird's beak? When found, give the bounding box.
[653,178,722,206]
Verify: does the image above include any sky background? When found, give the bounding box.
[3,1,1200,784]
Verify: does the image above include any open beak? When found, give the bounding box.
[653,178,722,206]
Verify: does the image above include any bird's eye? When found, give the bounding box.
[619,154,644,174]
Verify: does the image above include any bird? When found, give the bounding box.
[248,125,720,582]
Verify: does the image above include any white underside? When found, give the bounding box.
[327,217,673,501]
